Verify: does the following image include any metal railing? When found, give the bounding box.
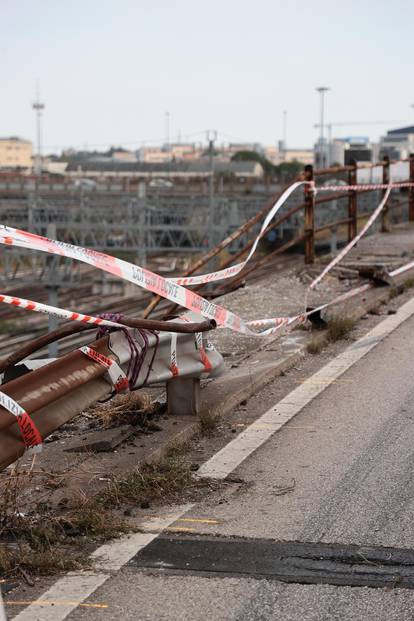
[143,155,414,317]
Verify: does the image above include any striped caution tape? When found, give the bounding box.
[168,181,305,286]
[0,293,124,328]
[0,391,42,452]
[309,185,392,290]
[314,181,413,192]
[79,346,130,393]
[0,180,411,337]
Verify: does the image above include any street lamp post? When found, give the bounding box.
[32,88,45,176]
[316,86,330,168]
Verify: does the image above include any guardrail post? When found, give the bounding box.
[348,159,358,241]
[304,164,315,264]
[409,153,414,222]
[381,156,390,233]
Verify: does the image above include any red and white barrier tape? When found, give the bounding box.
[0,179,412,338]
[168,181,305,286]
[314,182,413,193]
[0,226,257,334]
[0,391,42,452]
[79,345,130,393]
[309,185,392,290]
[0,293,124,328]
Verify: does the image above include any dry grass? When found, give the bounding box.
[198,410,219,435]
[91,391,155,428]
[306,339,325,355]
[0,462,127,576]
[404,277,414,289]
[326,317,356,342]
[0,453,205,577]
[99,458,196,508]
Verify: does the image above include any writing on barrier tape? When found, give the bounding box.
[79,346,129,393]
[0,226,257,335]
[0,391,42,450]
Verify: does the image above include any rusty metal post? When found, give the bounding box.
[304,164,315,264]
[348,158,358,241]
[409,153,414,222]
[381,156,390,232]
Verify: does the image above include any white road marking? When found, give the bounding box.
[11,506,192,621]
[10,295,414,620]
[196,296,414,480]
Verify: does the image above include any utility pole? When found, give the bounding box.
[282,109,287,156]
[316,86,329,168]
[165,111,170,160]
[207,129,217,248]
[32,85,45,176]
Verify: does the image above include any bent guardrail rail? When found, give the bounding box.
[0,313,224,470]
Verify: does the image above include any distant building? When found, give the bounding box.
[0,137,32,169]
[379,125,414,160]
[111,150,137,162]
[316,137,372,167]
[136,147,170,164]
[137,143,202,163]
[265,145,313,165]
[65,158,263,180]
[168,143,202,160]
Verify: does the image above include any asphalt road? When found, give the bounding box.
[45,314,414,619]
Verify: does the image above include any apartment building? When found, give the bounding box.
[0,137,32,169]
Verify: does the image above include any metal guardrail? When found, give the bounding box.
[0,314,224,471]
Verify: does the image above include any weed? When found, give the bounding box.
[326,317,356,342]
[306,339,325,355]
[404,278,414,289]
[0,544,87,575]
[198,410,218,435]
[388,287,399,299]
[0,463,127,577]
[99,458,195,508]
[92,392,154,428]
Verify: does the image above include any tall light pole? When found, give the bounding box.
[316,86,329,167]
[165,111,170,160]
[206,129,217,248]
[32,86,45,175]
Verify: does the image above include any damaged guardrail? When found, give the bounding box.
[0,314,223,470]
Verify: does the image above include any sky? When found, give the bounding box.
[1,0,413,154]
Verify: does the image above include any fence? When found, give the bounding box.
[143,155,414,318]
